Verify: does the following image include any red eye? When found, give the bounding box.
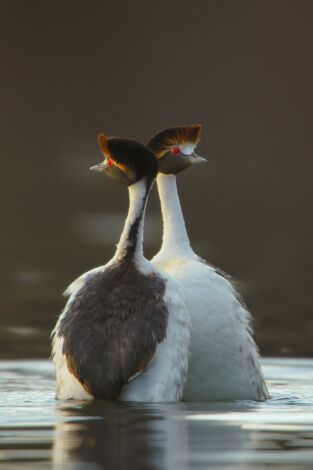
[171,147,180,155]
[108,159,114,167]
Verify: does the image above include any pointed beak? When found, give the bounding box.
[90,161,108,172]
[189,152,207,164]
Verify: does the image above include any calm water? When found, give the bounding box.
[1,359,313,468]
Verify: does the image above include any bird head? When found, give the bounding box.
[147,124,206,175]
[91,133,158,186]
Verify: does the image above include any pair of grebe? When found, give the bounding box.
[52,125,269,402]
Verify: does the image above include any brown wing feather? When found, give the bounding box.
[58,263,168,400]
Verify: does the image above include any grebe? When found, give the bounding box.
[148,125,269,401]
[52,134,190,402]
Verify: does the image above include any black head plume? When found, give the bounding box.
[91,134,158,186]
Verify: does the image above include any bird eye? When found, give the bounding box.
[171,147,180,155]
[108,159,114,167]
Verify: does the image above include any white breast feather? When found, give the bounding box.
[153,256,269,401]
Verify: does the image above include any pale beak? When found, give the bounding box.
[189,152,207,164]
[90,161,108,172]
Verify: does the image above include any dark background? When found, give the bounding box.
[1,0,312,358]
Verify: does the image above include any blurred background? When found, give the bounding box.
[0,0,312,358]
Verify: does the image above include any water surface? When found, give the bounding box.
[1,358,313,468]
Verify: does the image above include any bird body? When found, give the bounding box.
[52,136,190,402]
[153,248,268,401]
[149,127,269,401]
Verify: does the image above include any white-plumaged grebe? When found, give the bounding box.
[52,134,190,402]
[148,125,269,401]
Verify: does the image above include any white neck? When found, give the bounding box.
[114,179,150,264]
[155,173,194,260]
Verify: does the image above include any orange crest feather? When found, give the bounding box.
[148,124,202,159]
[97,133,110,157]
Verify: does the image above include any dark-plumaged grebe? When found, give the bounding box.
[148,125,269,401]
[52,134,190,402]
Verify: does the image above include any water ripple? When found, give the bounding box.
[1,359,313,468]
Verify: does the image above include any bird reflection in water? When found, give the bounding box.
[53,401,191,470]
[52,400,266,469]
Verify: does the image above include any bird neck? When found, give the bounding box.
[156,173,194,260]
[115,178,151,265]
